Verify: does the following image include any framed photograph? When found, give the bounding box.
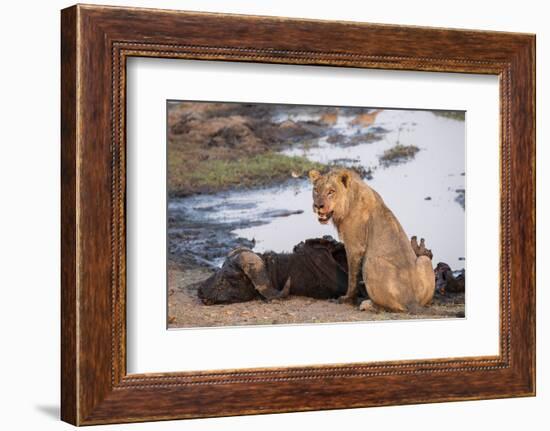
[61,4,535,425]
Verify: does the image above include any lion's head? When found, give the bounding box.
[308,169,355,225]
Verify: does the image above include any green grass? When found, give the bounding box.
[169,152,326,196]
[432,111,465,121]
[379,144,420,165]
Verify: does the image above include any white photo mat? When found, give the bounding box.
[126,58,500,373]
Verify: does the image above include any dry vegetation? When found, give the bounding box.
[168,102,329,196]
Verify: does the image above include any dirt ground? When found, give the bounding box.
[167,266,466,329]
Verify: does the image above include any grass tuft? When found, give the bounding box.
[433,111,465,121]
[379,144,420,166]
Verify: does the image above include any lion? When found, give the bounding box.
[308,168,435,312]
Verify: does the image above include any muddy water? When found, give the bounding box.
[169,109,465,270]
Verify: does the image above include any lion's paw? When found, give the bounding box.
[359,299,376,312]
[337,295,356,305]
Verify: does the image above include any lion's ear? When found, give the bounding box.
[340,171,351,188]
[308,170,321,183]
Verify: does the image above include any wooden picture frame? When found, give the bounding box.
[61,4,535,425]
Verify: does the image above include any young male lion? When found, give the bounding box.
[308,168,435,312]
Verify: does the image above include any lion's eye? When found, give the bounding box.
[327,190,335,196]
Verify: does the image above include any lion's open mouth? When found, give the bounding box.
[317,211,333,224]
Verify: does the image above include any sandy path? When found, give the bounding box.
[167,267,465,329]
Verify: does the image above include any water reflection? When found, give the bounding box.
[170,109,465,270]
